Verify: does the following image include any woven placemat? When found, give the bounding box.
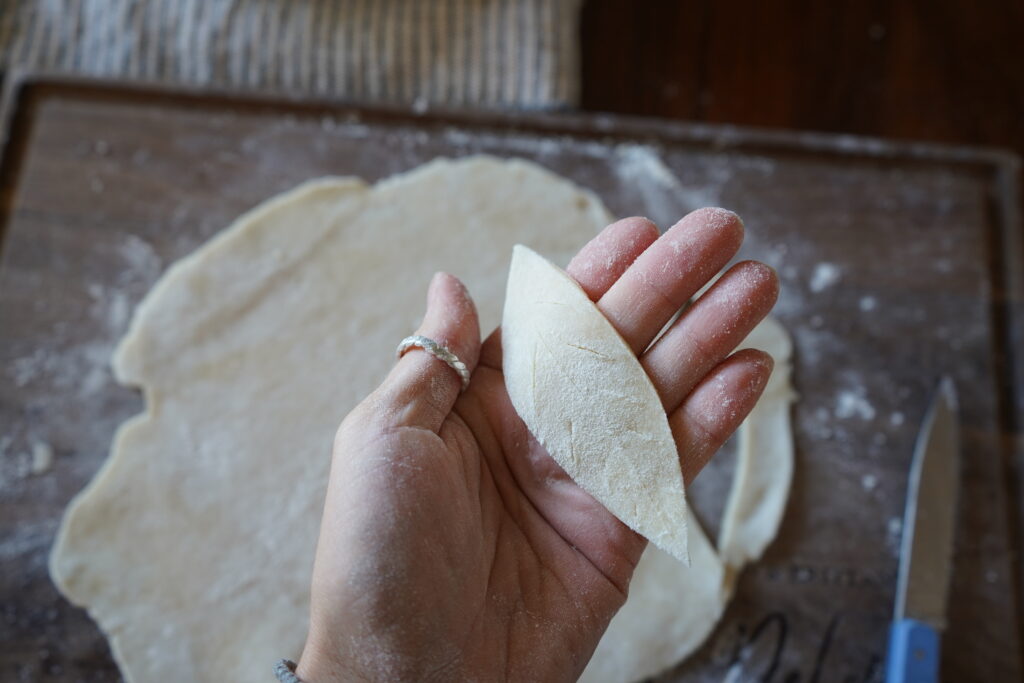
[0,0,582,108]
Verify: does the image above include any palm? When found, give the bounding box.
[299,212,778,682]
[412,362,639,680]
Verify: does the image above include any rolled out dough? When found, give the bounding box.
[49,156,794,683]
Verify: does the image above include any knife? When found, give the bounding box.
[885,377,960,683]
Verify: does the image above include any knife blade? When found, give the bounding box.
[885,376,960,683]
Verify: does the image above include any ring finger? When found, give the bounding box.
[642,260,779,414]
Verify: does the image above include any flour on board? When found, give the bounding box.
[809,262,841,292]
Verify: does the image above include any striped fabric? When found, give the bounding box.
[0,0,582,108]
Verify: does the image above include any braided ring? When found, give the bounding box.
[396,335,471,391]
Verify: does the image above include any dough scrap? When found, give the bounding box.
[502,245,690,564]
[718,316,796,570]
[49,156,794,683]
[580,524,725,683]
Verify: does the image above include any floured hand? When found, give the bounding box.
[297,209,779,682]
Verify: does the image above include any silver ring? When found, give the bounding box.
[396,335,471,391]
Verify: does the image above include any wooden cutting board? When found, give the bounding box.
[1,73,1021,682]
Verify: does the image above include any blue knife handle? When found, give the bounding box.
[885,619,940,683]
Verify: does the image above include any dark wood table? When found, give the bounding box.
[580,0,1024,163]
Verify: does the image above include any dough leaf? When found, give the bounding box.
[502,245,690,564]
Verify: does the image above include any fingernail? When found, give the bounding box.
[753,355,775,392]
[702,207,743,231]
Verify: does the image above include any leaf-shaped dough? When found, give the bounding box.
[502,245,689,564]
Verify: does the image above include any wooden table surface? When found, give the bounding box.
[0,76,1021,681]
[580,0,1024,163]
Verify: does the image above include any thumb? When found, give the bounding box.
[376,272,481,432]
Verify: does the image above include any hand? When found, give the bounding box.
[296,209,779,682]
